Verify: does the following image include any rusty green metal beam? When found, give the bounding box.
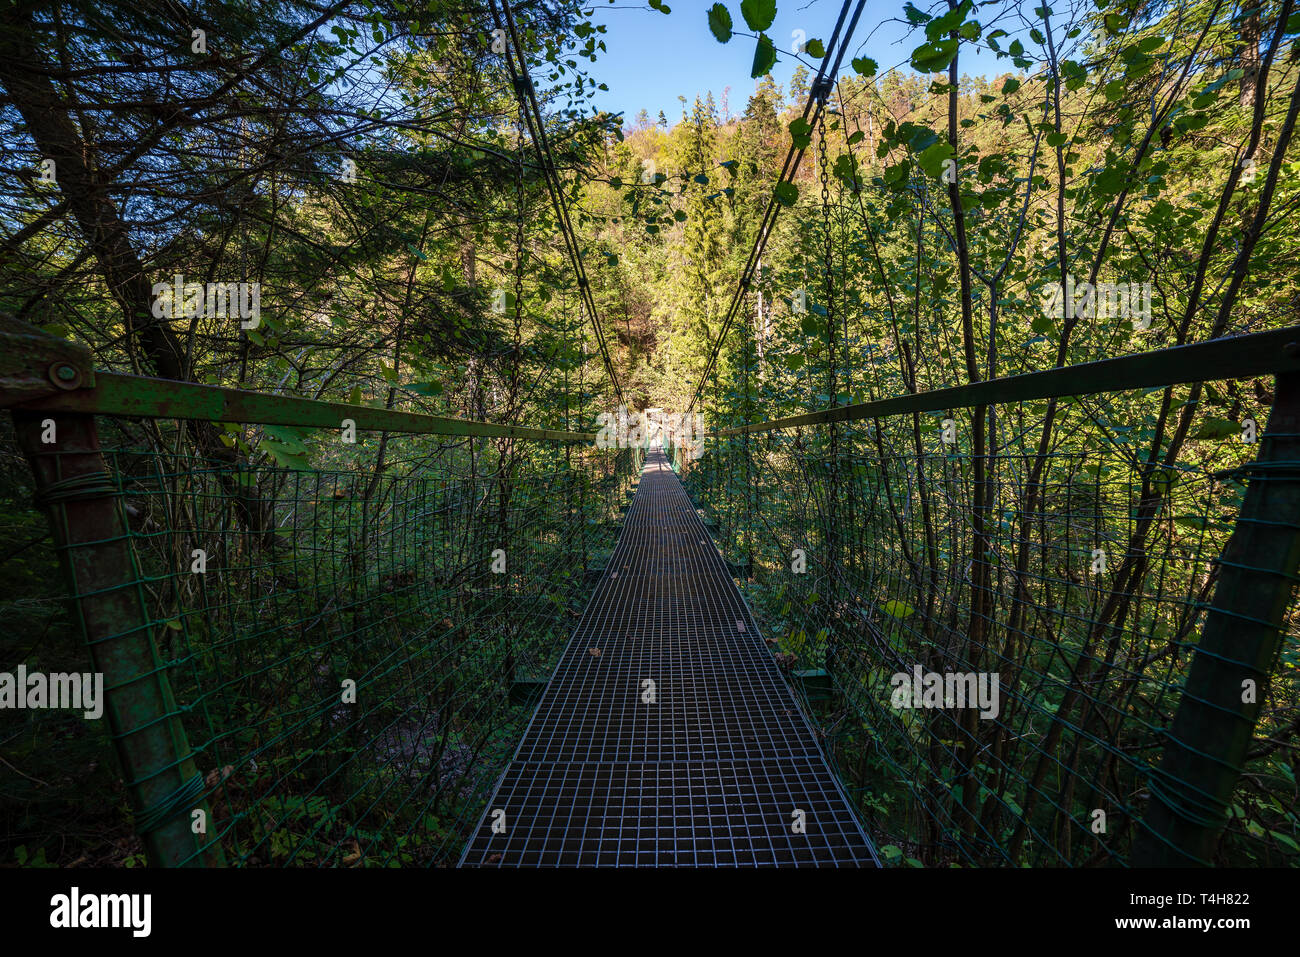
[0,313,594,442]
[711,327,1300,436]
[18,371,595,441]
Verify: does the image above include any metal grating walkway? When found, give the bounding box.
[459,447,879,867]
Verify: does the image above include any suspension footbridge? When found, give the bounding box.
[2,0,1298,873]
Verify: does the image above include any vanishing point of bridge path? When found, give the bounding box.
[460,447,879,867]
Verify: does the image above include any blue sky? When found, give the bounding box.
[583,0,1012,125]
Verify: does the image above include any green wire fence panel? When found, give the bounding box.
[675,402,1299,867]
[4,415,638,866]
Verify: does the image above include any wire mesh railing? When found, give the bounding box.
[674,334,1300,868]
[6,312,1299,868]
[5,428,639,866]
[1,315,643,866]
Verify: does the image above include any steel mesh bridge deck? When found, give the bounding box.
[459,447,879,867]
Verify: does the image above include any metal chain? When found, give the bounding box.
[742,289,753,570]
[514,112,525,357]
[818,110,835,405]
[817,107,841,600]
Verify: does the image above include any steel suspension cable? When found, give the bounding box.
[490,0,627,408]
[685,0,867,417]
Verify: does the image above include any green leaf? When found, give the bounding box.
[1271,830,1300,853]
[833,153,859,188]
[740,0,776,32]
[263,424,309,453]
[1001,77,1020,95]
[707,3,732,43]
[263,440,310,469]
[805,38,825,58]
[751,32,776,77]
[917,140,954,179]
[911,38,958,73]
[773,180,798,206]
[788,116,813,148]
[901,123,940,154]
[883,160,911,184]
[784,353,805,371]
[882,600,915,619]
[1191,416,1239,440]
[1094,165,1126,195]
[405,381,443,397]
[852,56,878,77]
[926,0,971,39]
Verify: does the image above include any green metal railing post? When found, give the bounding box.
[1,316,222,866]
[1133,368,1300,866]
[12,408,223,866]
